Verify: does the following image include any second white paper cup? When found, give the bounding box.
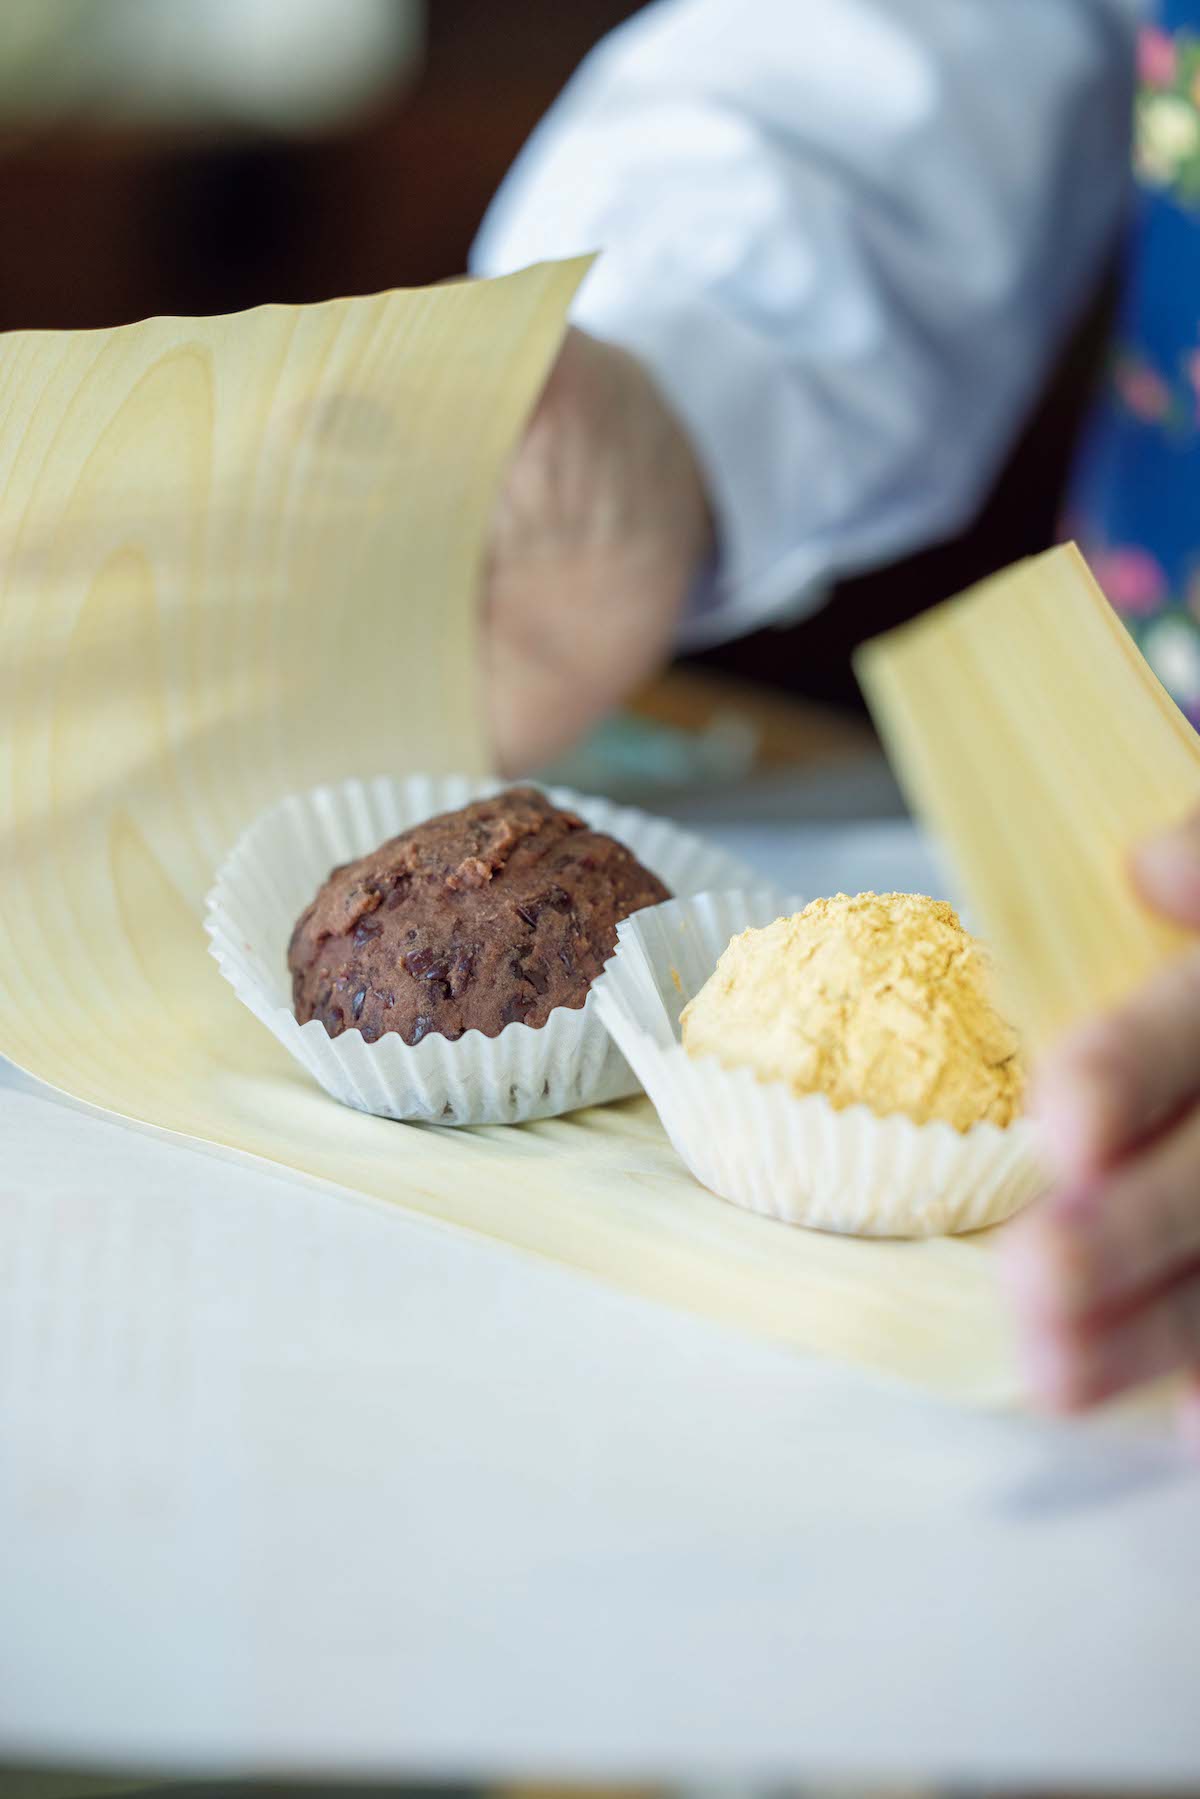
[592,891,1049,1237]
[205,774,758,1126]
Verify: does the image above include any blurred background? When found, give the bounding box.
[0,0,1112,802]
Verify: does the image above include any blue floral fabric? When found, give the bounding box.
[1070,1,1200,721]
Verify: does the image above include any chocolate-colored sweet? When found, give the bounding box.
[288,787,670,1045]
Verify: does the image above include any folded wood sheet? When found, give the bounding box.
[857,545,1200,1053]
[0,261,1016,1404]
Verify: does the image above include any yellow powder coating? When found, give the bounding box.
[680,892,1025,1132]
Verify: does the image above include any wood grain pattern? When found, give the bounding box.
[856,543,1200,1051]
[0,263,1016,1404]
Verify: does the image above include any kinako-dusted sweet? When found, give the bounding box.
[680,892,1024,1132]
[289,786,670,1046]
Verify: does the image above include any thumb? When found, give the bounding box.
[1132,809,1200,928]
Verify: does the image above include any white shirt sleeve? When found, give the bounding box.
[471,0,1140,647]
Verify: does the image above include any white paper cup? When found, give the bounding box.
[205,774,757,1126]
[592,891,1049,1237]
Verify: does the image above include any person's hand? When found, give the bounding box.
[482,326,713,774]
[1002,810,1200,1432]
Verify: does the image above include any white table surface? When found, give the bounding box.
[3,815,1198,1787]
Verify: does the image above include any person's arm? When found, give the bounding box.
[474,0,1138,655]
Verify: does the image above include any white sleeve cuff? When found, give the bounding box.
[568,266,835,650]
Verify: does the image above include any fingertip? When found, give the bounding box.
[1176,1373,1200,1463]
[998,1199,1096,1321]
[1030,1054,1115,1184]
[1131,823,1200,926]
[1014,1319,1094,1413]
[997,1208,1048,1300]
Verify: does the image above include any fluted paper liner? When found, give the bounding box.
[207,775,755,1124]
[593,893,1049,1236]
